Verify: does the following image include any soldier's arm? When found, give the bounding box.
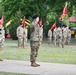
[30,22,34,32]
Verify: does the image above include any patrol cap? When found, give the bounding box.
[32,14,39,19]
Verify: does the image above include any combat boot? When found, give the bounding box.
[0,59,3,61]
[31,62,37,67]
[35,63,40,66]
[22,46,26,48]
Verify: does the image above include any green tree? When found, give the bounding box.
[9,9,23,40]
[1,0,76,39]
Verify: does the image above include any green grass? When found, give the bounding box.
[0,38,76,64]
[0,72,31,75]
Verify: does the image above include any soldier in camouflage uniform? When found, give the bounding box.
[30,15,43,67]
[17,23,27,48]
[66,27,71,45]
[48,29,52,46]
[53,27,57,46]
[0,25,5,50]
[62,25,67,47]
[57,26,62,47]
[0,25,5,61]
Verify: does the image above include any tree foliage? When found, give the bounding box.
[1,0,76,39]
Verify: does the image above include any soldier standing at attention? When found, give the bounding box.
[66,27,71,45]
[0,25,5,50]
[57,26,62,47]
[48,28,52,46]
[17,23,27,48]
[0,16,5,61]
[53,27,57,46]
[30,15,42,67]
[62,25,67,47]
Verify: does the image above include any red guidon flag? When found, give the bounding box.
[60,2,68,19]
[50,22,56,30]
[39,19,42,27]
[22,17,26,25]
[0,16,4,25]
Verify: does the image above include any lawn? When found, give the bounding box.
[0,72,31,75]
[0,38,76,64]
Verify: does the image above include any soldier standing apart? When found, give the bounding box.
[53,27,57,46]
[17,23,27,48]
[30,15,42,67]
[48,28,52,46]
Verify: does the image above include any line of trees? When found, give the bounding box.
[0,0,76,39]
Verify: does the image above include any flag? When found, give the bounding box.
[26,21,30,26]
[26,19,30,22]
[50,22,56,30]
[39,19,42,27]
[22,17,26,25]
[0,16,4,25]
[5,20,12,27]
[21,18,30,26]
[60,2,68,19]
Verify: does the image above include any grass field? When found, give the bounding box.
[0,38,76,64]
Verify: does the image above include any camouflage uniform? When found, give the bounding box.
[17,25,27,48]
[48,29,52,46]
[53,28,57,46]
[0,25,5,50]
[66,28,71,45]
[30,20,42,66]
[57,27,62,47]
[62,27,67,47]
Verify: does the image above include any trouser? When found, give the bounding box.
[30,41,40,62]
[18,37,27,47]
[53,37,56,46]
[58,37,62,47]
[66,37,71,45]
[18,37,22,47]
[0,38,5,48]
[48,37,52,45]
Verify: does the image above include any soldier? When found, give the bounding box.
[48,29,52,46]
[53,27,57,46]
[17,23,27,48]
[57,26,62,47]
[30,15,43,67]
[0,16,5,61]
[66,27,71,45]
[0,25,5,61]
[0,25,5,50]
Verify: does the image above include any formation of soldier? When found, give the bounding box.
[48,25,71,48]
[0,14,72,67]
